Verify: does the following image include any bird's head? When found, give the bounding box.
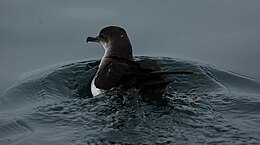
[86,26,133,59]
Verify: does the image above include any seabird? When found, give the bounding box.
[86,26,193,97]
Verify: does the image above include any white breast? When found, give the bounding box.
[91,76,105,96]
[91,43,108,96]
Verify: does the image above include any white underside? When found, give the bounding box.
[91,42,109,97]
[91,77,106,96]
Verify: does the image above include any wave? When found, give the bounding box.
[1,57,260,144]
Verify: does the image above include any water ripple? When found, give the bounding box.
[1,57,260,144]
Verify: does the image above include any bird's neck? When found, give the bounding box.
[98,39,133,71]
[99,46,133,68]
[107,46,133,60]
[111,38,133,59]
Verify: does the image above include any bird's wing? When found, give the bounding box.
[94,59,138,90]
[95,56,197,90]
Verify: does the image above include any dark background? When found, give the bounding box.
[1,0,260,93]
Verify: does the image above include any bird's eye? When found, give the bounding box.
[99,34,105,38]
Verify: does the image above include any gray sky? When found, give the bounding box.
[1,0,260,92]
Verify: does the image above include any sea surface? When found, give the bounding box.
[1,56,260,145]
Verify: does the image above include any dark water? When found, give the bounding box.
[1,56,260,144]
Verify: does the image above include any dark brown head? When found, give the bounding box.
[87,26,133,60]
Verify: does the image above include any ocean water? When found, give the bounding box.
[1,56,260,145]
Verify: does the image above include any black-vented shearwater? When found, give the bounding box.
[86,26,193,96]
